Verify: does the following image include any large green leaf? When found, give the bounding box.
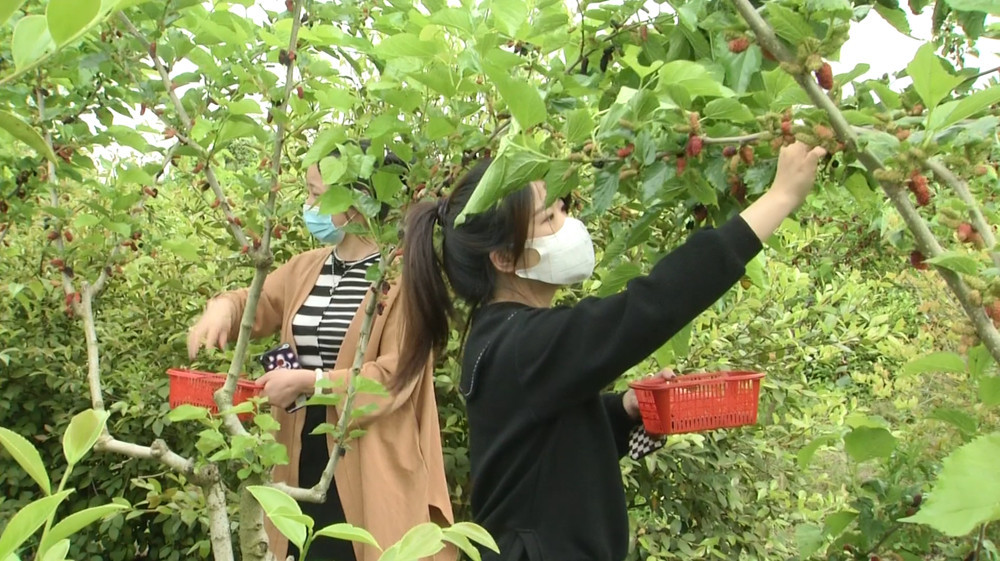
[0,110,57,163]
[314,524,381,549]
[794,524,824,558]
[657,61,735,100]
[39,503,129,554]
[843,426,896,462]
[901,351,966,376]
[928,407,978,440]
[981,376,1000,406]
[393,523,445,561]
[0,491,73,561]
[38,540,69,561]
[928,85,1000,130]
[0,0,26,26]
[765,4,814,43]
[374,33,440,58]
[443,522,498,553]
[903,432,1000,535]
[0,427,50,495]
[944,0,1000,14]
[490,0,526,36]
[11,15,53,69]
[485,66,546,130]
[703,98,755,123]
[247,486,307,549]
[455,139,550,224]
[564,109,594,145]
[62,409,109,466]
[46,0,99,46]
[924,251,980,275]
[874,3,911,34]
[906,43,963,111]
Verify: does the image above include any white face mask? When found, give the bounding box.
[515,217,596,285]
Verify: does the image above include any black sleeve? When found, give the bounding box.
[601,393,638,458]
[513,216,762,414]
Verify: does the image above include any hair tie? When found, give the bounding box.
[435,197,449,226]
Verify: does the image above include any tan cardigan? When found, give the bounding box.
[216,247,455,561]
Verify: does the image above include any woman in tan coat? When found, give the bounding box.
[187,145,454,561]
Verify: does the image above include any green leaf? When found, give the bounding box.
[902,351,966,376]
[844,171,878,206]
[969,344,994,379]
[39,503,129,554]
[247,485,302,517]
[597,263,642,297]
[794,524,824,558]
[564,109,594,145]
[766,4,814,43]
[928,85,1000,130]
[167,404,210,422]
[353,376,388,397]
[374,33,439,58]
[0,0,26,26]
[216,116,264,147]
[928,407,978,439]
[0,427,51,495]
[226,99,262,116]
[874,3,911,34]
[925,251,980,275]
[314,523,381,549]
[0,110,57,163]
[11,15,53,69]
[703,98,754,123]
[823,510,858,537]
[319,156,348,186]
[844,426,897,462]
[902,432,1000,535]
[38,539,69,561]
[267,513,308,550]
[46,0,99,46]
[317,185,353,215]
[394,523,445,560]
[906,43,963,111]
[162,238,200,261]
[657,61,735,100]
[72,214,101,229]
[0,491,73,561]
[429,7,475,34]
[490,0,526,36]
[943,0,1000,14]
[443,522,498,553]
[63,409,109,466]
[981,377,1000,406]
[456,139,550,223]
[798,435,838,468]
[302,128,346,167]
[492,75,546,130]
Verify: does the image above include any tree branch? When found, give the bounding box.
[701,132,769,145]
[566,15,656,74]
[270,251,396,503]
[924,157,1000,268]
[117,12,250,249]
[202,465,239,561]
[730,0,1000,364]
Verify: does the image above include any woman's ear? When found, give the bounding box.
[489,249,518,273]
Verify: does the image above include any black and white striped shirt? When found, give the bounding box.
[291,251,380,371]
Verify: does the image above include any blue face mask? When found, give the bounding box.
[302,204,346,245]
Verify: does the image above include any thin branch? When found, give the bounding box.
[924,157,1000,268]
[566,15,656,74]
[118,13,250,249]
[730,0,1000,365]
[0,222,9,246]
[95,437,204,483]
[701,132,769,145]
[964,64,1000,84]
[80,285,105,412]
[973,522,987,560]
[271,251,396,503]
[36,85,77,301]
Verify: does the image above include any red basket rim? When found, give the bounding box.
[629,370,764,390]
[167,368,259,390]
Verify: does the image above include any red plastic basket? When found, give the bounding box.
[628,371,765,435]
[167,368,261,421]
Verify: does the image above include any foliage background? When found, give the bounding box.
[1,0,999,559]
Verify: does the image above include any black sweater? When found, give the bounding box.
[459,217,763,561]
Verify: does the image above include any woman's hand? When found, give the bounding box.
[771,141,828,207]
[623,368,677,420]
[740,141,827,242]
[186,299,236,360]
[257,368,316,409]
